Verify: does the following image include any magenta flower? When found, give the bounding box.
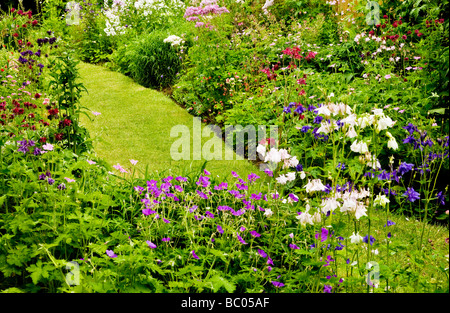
[192,250,199,259]
[106,250,117,258]
[315,228,329,242]
[217,225,224,234]
[271,281,285,288]
[142,208,156,215]
[163,218,170,224]
[258,249,267,258]
[162,237,171,242]
[146,241,157,249]
[196,190,208,199]
[236,233,247,245]
[250,230,261,237]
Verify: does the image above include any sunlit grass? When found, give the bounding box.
[77,61,258,179]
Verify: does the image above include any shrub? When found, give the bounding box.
[125,30,184,89]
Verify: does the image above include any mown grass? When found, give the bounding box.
[77,61,258,179]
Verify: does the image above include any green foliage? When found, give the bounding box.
[124,30,183,89]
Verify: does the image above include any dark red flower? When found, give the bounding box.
[39,137,47,143]
[55,133,63,141]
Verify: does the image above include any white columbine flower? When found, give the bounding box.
[350,140,369,154]
[264,208,273,217]
[256,144,266,158]
[374,194,390,207]
[349,232,363,244]
[285,172,296,182]
[296,212,314,226]
[276,174,289,185]
[386,131,398,150]
[376,114,395,132]
[264,148,282,163]
[304,179,326,193]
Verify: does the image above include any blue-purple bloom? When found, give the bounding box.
[403,187,420,202]
[250,230,261,237]
[363,235,376,246]
[398,162,414,175]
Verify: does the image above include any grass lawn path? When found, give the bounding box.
[77,62,258,179]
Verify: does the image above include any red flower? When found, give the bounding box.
[32,20,38,26]
[39,137,47,143]
[62,119,72,127]
[383,15,388,19]
[381,24,386,29]
[407,30,412,34]
[10,8,16,13]
[402,35,407,39]
[13,33,19,38]
[393,21,398,27]
[55,133,63,141]
[34,93,41,99]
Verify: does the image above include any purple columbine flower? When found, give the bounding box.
[363,235,376,246]
[403,187,420,202]
[57,183,66,190]
[402,123,417,135]
[437,191,446,206]
[48,178,55,185]
[398,162,414,175]
[384,220,396,227]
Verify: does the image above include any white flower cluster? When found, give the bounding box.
[103,0,185,36]
[163,35,185,47]
[257,144,300,184]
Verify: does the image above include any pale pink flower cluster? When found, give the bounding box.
[184,0,230,21]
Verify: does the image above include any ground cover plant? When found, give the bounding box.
[0,0,448,294]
